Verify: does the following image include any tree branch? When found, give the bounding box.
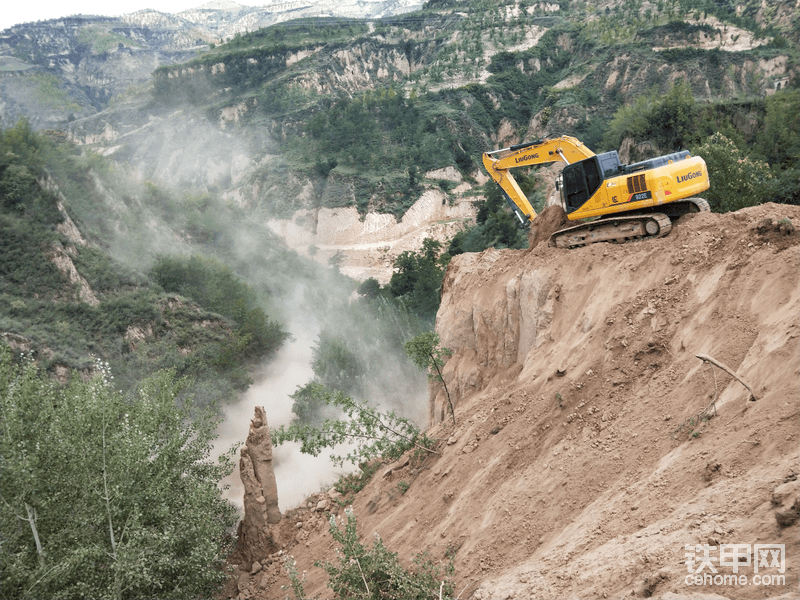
[696,353,757,401]
[25,502,44,569]
[363,411,440,455]
[430,351,456,426]
[102,411,123,600]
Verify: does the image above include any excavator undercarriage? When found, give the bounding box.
[550,198,709,249]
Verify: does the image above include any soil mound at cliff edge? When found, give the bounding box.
[528,204,568,249]
[228,203,799,600]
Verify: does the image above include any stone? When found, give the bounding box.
[245,406,281,525]
[236,406,281,566]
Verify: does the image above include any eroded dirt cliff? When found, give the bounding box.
[230,203,799,600]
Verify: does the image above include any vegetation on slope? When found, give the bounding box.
[0,347,238,600]
[145,0,797,221]
[0,120,291,404]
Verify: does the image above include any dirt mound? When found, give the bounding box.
[228,204,799,600]
[527,204,568,249]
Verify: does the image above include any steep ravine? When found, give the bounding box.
[231,203,799,600]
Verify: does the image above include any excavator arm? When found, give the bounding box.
[482,136,595,225]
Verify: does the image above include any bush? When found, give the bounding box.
[693,132,775,212]
[315,509,454,600]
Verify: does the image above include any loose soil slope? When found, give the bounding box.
[233,203,799,600]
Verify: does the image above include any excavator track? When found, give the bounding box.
[550,213,673,249]
[549,197,710,249]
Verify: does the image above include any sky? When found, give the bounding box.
[1,1,262,32]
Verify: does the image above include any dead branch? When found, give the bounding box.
[695,353,757,402]
[672,362,719,439]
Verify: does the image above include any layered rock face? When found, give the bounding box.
[236,406,280,566]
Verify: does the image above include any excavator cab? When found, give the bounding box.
[560,157,602,213]
[558,151,622,214]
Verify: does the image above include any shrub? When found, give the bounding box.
[693,133,775,212]
[317,509,454,600]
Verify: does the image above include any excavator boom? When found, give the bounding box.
[482,136,595,224]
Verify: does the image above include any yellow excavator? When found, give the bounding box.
[482,135,710,248]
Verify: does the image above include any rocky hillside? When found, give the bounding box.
[0,1,421,129]
[32,0,792,282]
[235,203,799,599]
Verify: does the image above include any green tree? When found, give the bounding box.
[758,89,800,169]
[757,89,800,205]
[604,81,698,152]
[0,346,238,600]
[310,329,366,397]
[0,120,61,224]
[389,238,448,322]
[651,82,696,148]
[404,331,455,426]
[389,250,419,298]
[273,383,436,468]
[290,381,334,426]
[694,132,775,212]
[448,181,529,256]
[356,277,382,299]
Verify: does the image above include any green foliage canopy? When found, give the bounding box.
[757,89,800,205]
[604,81,698,152]
[150,254,290,361]
[693,132,775,212]
[389,238,449,323]
[448,180,530,257]
[0,346,239,599]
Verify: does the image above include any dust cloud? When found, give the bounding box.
[211,282,430,514]
[213,320,350,513]
[78,109,430,514]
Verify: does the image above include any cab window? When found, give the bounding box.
[562,158,603,213]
